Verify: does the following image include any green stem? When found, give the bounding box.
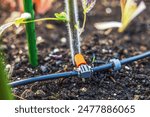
[23,18,63,24]
[80,12,87,35]
[23,0,38,67]
[0,51,14,100]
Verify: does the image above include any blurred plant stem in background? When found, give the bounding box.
[0,50,14,100]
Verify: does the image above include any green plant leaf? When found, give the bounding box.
[54,12,68,22]
[14,18,26,27]
[74,24,79,30]
[81,0,96,13]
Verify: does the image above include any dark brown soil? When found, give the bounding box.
[0,0,150,100]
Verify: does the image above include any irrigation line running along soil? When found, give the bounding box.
[9,51,150,88]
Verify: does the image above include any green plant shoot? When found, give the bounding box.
[22,12,67,24]
[94,0,146,32]
[0,51,14,100]
[0,12,67,36]
[80,0,96,34]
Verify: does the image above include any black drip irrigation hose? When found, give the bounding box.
[9,51,150,88]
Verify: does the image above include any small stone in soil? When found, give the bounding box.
[35,90,46,96]
[11,44,16,49]
[113,93,117,96]
[27,68,35,74]
[37,36,45,45]
[17,77,21,80]
[53,48,59,53]
[19,50,23,54]
[44,56,50,61]
[105,7,112,14]
[125,66,131,71]
[134,95,140,100]
[15,57,21,63]
[49,55,62,59]
[40,65,48,73]
[140,46,147,51]
[102,49,108,53]
[60,37,67,44]
[56,61,62,65]
[80,87,87,92]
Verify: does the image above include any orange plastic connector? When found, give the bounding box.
[74,54,87,67]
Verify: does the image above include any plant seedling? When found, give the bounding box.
[0,13,31,36]
[0,0,96,68]
[0,0,67,67]
[94,0,146,32]
[0,11,67,67]
[0,12,67,36]
[80,0,96,34]
[65,0,96,65]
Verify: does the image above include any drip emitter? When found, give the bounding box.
[75,54,92,78]
[9,51,150,88]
